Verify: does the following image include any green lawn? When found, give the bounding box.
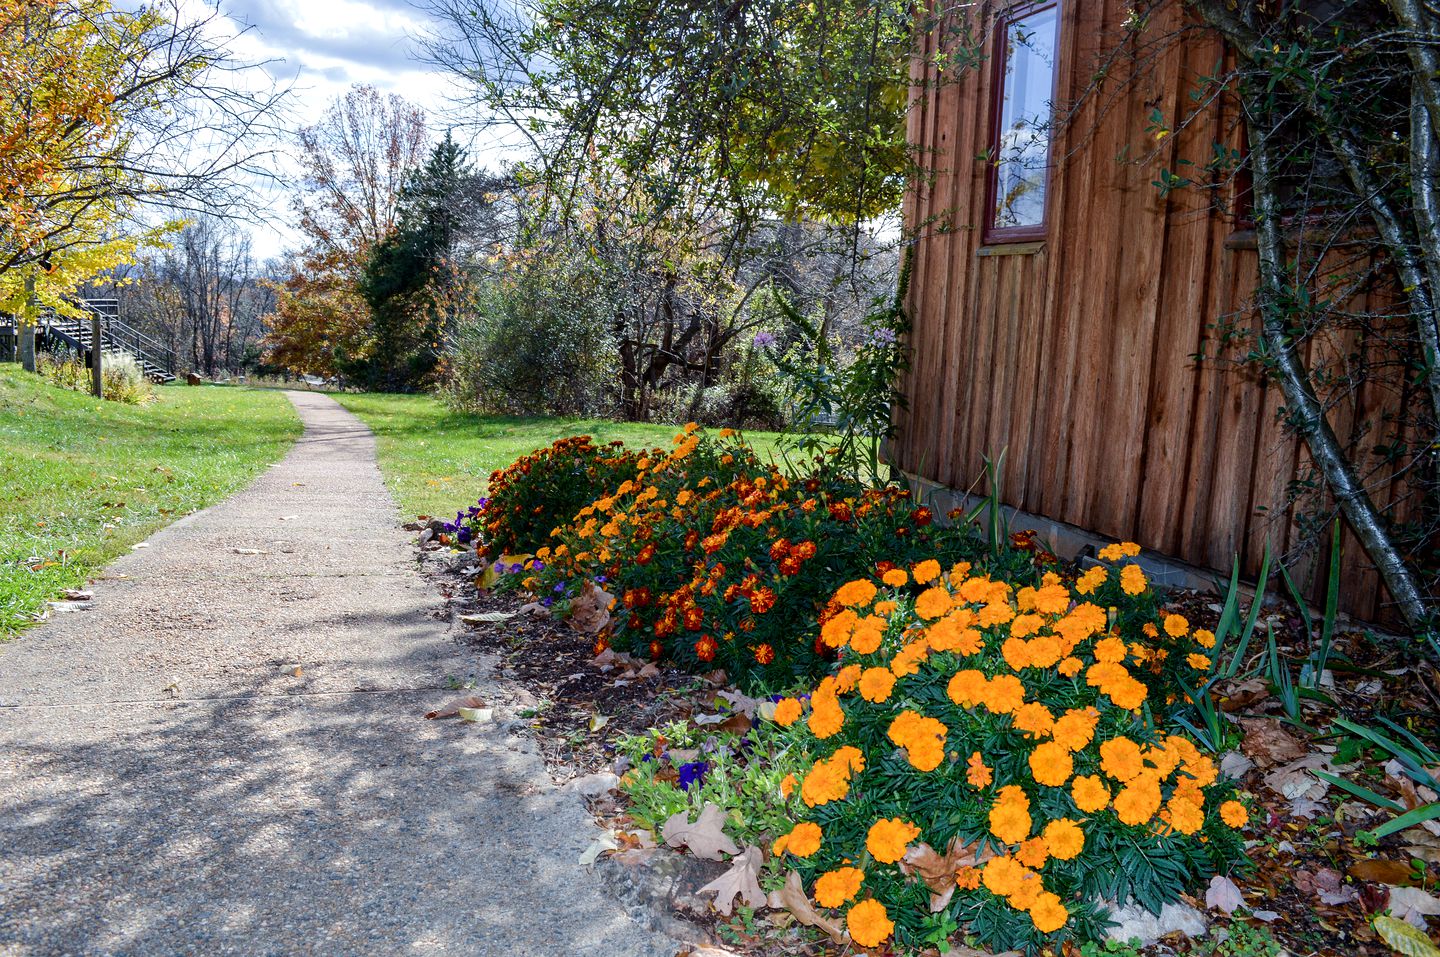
[0,368,302,636]
[332,392,787,521]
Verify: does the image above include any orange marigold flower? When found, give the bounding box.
[835,664,862,694]
[914,586,954,620]
[1028,741,1074,787]
[1167,796,1205,835]
[1120,563,1148,595]
[1075,565,1109,595]
[881,568,909,587]
[866,817,921,864]
[1220,800,1249,828]
[954,865,982,890]
[874,599,898,616]
[814,867,865,908]
[912,558,942,583]
[1043,818,1085,860]
[890,638,930,678]
[1058,656,1084,677]
[808,693,844,739]
[780,773,796,798]
[887,710,948,772]
[1107,677,1148,711]
[820,608,858,649]
[989,799,1033,845]
[983,674,1026,714]
[800,758,851,807]
[835,579,878,608]
[849,615,887,655]
[1164,613,1190,637]
[846,899,893,948]
[773,697,803,726]
[753,643,775,664]
[1072,774,1111,812]
[1032,583,1071,615]
[1013,702,1056,739]
[1114,775,1163,826]
[1099,737,1146,781]
[1093,635,1128,663]
[777,821,822,857]
[1187,652,1212,670]
[982,855,1026,897]
[858,667,896,703]
[1003,636,1035,671]
[1052,707,1100,752]
[966,751,993,788]
[947,669,988,708]
[1029,891,1069,933]
[1193,628,1217,648]
[1016,836,1049,869]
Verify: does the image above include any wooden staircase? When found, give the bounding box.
[7,299,178,384]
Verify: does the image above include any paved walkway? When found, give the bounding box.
[0,392,677,957]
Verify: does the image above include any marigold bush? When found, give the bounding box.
[523,425,1038,689]
[464,435,648,555]
[765,552,1248,953]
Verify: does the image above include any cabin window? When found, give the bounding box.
[985,2,1060,242]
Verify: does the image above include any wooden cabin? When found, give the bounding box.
[896,0,1415,622]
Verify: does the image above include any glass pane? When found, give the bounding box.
[991,6,1058,231]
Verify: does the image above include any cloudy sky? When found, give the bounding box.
[214,0,477,258]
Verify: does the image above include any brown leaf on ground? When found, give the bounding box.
[424,695,486,719]
[1217,677,1270,712]
[1349,858,1419,886]
[661,803,741,861]
[1296,868,1360,906]
[1262,753,1334,801]
[1240,717,1309,767]
[567,581,615,635]
[766,869,846,944]
[899,836,998,912]
[698,845,765,916]
[1387,886,1440,928]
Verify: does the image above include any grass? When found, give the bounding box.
[0,367,302,637]
[332,392,787,520]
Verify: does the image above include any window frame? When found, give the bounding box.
[982,0,1063,245]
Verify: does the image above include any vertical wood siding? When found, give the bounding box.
[898,0,1408,622]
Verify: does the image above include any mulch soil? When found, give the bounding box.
[422,543,1440,957]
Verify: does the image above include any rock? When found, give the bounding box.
[1105,899,1209,945]
[594,847,726,943]
[59,589,92,601]
[566,771,620,797]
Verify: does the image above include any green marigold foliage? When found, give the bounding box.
[473,435,647,555]
[524,427,1040,689]
[766,557,1249,953]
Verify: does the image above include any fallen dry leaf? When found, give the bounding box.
[424,695,486,720]
[1388,886,1440,929]
[578,832,620,866]
[567,580,615,634]
[767,870,846,945]
[1240,717,1309,767]
[1262,753,1334,801]
[1350,859,1420,886]
[1374,915,1440,957]
[661,803,741,861]
[1297,868,1360,906]
[1205,874,1245,914]
[899,836,997,912]
[698,845,765,915]
[1218,676,1270,712]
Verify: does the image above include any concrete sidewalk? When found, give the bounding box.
[0,391,677,956]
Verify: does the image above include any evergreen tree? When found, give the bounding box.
[356,133,467,389]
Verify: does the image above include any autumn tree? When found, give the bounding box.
[0,0,283,365]
[263,85,428,377]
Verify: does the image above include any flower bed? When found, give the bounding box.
[617,553,1249,954]
[517,426,1040,689]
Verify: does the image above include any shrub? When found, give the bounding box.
[465,435,648,556]
[35,350,155,404]
[764,553,1248,953]
[527,426,1040,689]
